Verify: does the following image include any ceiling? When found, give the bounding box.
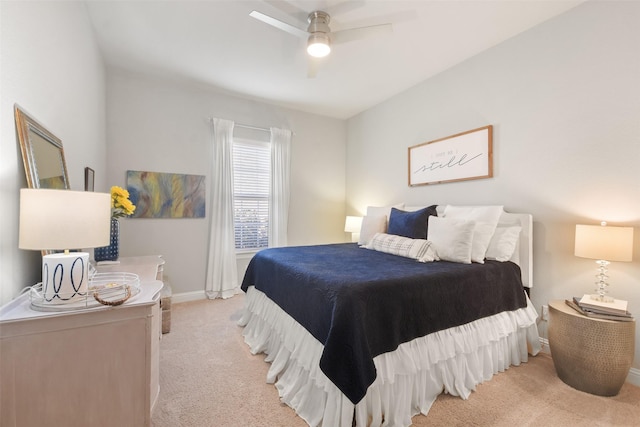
[85,0,584,119]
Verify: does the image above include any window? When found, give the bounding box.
[233,138,270,251]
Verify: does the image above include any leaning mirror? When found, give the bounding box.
[15,104,70,190]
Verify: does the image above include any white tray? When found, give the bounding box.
[29,272,140,312]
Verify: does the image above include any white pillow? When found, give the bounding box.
[358,215,387,245]
[365,233,438,263]
[443,205,504,263]
[366,204,405,226]
[486,225,522,262]
[427,216,475,264]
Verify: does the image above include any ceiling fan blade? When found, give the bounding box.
[326,0,366,18]
[332,23,393,44]
[263,0,308,23]
[307,58,318,79]
[249,10,308,39]
[264,0,365,22]
[307,56,329,79]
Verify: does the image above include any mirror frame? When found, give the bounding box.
[15,104,70,190]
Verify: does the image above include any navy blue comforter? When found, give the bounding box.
[241,243,526,404]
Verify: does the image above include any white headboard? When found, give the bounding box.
[497,211,533,288]
[404,205,533,288]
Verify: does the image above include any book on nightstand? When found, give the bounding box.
[565,297,634,322]
[578,294,628,314]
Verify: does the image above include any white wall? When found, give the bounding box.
[105,68,346,296]
[346,1,640,372]
[0,1,107,305]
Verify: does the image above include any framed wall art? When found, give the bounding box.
[126,170,206,218]
[408,125,493,186]
[84,167,95,191]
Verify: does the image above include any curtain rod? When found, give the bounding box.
[207,118,269,132]
[235,123,270,133]
[209,118,294,135]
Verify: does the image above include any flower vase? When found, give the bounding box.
[94,218,120,262]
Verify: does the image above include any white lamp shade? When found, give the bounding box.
[19,188,111,251]
[575,223,634,262]
[344,216,363,233]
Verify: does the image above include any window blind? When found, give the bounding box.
[233,138,270,250]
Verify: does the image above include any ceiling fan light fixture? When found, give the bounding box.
[307,33,331,57]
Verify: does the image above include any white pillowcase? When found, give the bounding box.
[443,205,504,263]
[486,225,522,262]
[427,216,475,264]
[366,204,405,225]
[358,215,387,245]
[365,232,438,263]
[357,204,406,245]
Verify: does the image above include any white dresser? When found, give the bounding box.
[95,255,165,281]
[0,278,163,427]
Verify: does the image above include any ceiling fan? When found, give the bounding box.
[249,7,393,76]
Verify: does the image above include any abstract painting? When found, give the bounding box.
[126,170,206,218]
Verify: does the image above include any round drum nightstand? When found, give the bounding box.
[548,300,635,396]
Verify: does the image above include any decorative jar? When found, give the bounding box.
[94,218,119,262]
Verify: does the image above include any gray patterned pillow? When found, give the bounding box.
[364,233,438,263]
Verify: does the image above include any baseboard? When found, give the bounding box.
[539,337,640,387]
[171,290,207,304]
[171,289,244,303]
[538,337,550,354]
[628,367,640,387]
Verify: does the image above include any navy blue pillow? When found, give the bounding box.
[387,205,438,239]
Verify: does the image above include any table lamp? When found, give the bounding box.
[575,222,634,302]
[19,188,111,304]
[344,216,363,243]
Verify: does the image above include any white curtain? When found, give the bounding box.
[205,118,239,299]
[268,127,292,247]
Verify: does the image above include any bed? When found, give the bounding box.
[238,205,541,427]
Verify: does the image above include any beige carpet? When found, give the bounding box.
[152,296,640,427]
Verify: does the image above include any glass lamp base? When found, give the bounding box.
[591,293,614,303]
[592,259,613,303]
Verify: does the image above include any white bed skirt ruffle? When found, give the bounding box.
[238,286,541,427]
